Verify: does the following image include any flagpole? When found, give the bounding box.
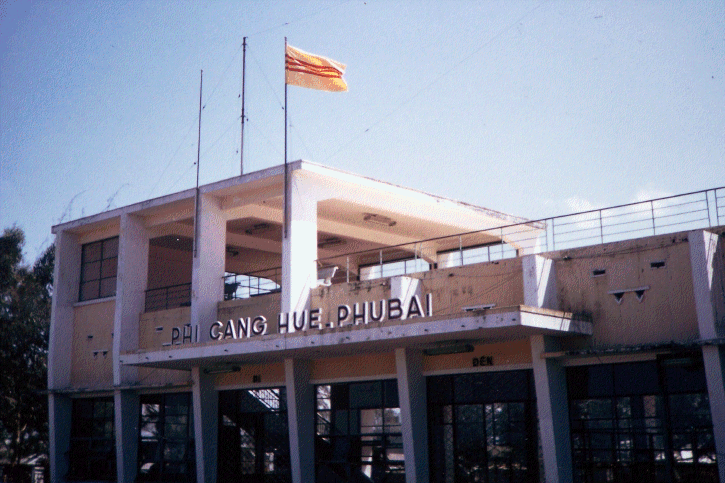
[284,37,289,240]
[240,37,246,175]
[193,69,203,259]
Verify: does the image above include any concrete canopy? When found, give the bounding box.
[52,160,543,276]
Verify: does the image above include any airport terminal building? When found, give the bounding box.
[47,162,725,483]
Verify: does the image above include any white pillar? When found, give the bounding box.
[285,358,315,483]
[191,193,227,342]
[48,229,81,389]
[281,173,318,323]
[530,335,573,483]
[522,254,557,310]
[689,230,725,481]
[113,213,149,386]
[48,230,80,482]
[395,348,429,483]
[192,367,218,483]
[114,390,139,483]
[48,393,72,483]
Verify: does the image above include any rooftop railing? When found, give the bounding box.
[218,186,724,300]
[317,186,725,282]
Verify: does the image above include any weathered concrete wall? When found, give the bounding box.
[138,306,191,350]
[217,292,282,334]
[147,244,192,290]
[419,257,524,316]
[72,300,115,388]
[555,233,699,349]
[214,361,286,387]
[311,352,397,381]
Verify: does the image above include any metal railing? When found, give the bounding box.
[317,187,725,282]
[145,187,724,306]
[144,283,191,312]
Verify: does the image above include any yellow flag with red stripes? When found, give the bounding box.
[285,44,347,92]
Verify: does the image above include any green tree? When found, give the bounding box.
[0,227,54,464]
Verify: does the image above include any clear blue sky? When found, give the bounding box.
[1,0,723,261]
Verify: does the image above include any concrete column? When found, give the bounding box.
[282,173,318,323]
[48,230,80,482]
[48,393,72,483]
[114,390,139,483]
[192,367,218,483]
[113,213,149,386]
[48,229,81,389]
[395,348,429,483]
[522,254,557,310]
[688,229,725,481]
[191,193,227,342]
[285,358,315,483]
[530,335,572,483]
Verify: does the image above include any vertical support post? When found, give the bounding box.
[530,335,573,483]
[650,200,656,235]
[281,172,317,322]
[598,210,604,244]
[114,390,139,483]
[114,213,149,386]
[285,359,315,483]
[688,229,725,481]
[192,367,218,483]
[191,193,226,342]
[48,393,72,483]
[459,235,463,266]
[395,348,429,483]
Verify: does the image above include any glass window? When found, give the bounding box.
[217,387,290,483]
[79,237,119,301]
[567,355,718,483]
[138,393,195,482]
[316,380,404,483]
[67,397,116,481]
[428,370,540,483]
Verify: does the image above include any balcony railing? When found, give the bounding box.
[144,187,724,305]
[144,283,191,312]
[317,186,725,282]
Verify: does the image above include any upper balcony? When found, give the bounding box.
[50,161,724,374]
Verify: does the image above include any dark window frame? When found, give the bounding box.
[137,392,196,483]
[67,397,116,481]
[315,379,405,483]
[79,236,119,301]
[217,387,291,483]
[427,370,540,483]
[567,354,718,483]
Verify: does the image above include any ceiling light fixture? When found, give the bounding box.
[423,343,475,356]
[245,223,272,235]
[363,213,396,227]
[318,237,346,249]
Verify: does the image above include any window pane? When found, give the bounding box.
[82,261,101,282]
[101,257,117,278]
[83,241,102,262]
[103,237,119,258]
[80,280,99,301]
[99,277,116,298]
